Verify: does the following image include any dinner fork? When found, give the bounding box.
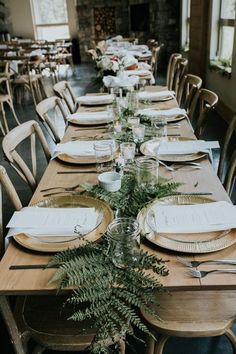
[40,183,81,193]
[188,268,236,278]
[177,256,236,268]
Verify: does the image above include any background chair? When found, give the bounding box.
[36,96,68,143]
[166,53,182,91]
[150,44,163,78]
[53,80,78,114]
[2,120,51,191]
[177,74,202,120]
[194,88,218,138]
[172,57,188,96]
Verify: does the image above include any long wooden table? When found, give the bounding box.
[0,87,235,352]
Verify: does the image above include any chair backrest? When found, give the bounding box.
[147,39,158,50]
[96,40,106,54]
[2,120,51,191]
[53,80,77,114]
[88,49,98,61]
[150,44,163,77]
[194,88,218,138]
[177,74,202,120]
[218,115,236,182]
[172,57,188,95]
[223,149,236,199]
[36,96,68,143]
[0,165,22,256]
[166,53,182,90]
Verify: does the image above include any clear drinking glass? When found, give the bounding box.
[94,141,115,172]
[151,116,167,138]
[107,217,140,268]
[120,142,136,164]
[127,116,140,128]
[135,157,159,186]
[132,124,146,143]
[126,91,139,112]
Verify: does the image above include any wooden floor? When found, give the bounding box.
[0,63,235,354]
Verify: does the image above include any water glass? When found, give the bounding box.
[126,91,139,112]
[107,217,140,268]
[132,124,146,142]
[127,116,140,128]
[151,116,167,138]
[94,141,115,172]
[135,157,159,186]
[120,142,136,164]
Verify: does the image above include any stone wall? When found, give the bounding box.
[76,0,180,68]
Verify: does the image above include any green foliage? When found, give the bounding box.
[83,170,181,217]
[48,236,169,353]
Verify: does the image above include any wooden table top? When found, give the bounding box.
[0,87,235,295]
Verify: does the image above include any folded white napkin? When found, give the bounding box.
[135,51,152,58]
[145,140,220,155]
[77,94,114,105]
[126,69,151,76]
[52,139,115,159]
[7,206,100,238]
[138,108,187,117]
[138,62,151,70]
[122,54,138,68]
[138,90,175,101]
[130,44,149,52]
[147,201,236,233]
[67,111,111,123]
[103,74,139,88]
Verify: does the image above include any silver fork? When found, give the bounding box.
[188,268,236,278]
[177,256,236,268]
[40,183,81,192]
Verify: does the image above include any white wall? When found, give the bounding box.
[8,0,78,40]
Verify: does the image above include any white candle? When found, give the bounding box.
[114,122,122,133]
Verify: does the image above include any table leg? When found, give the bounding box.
[0,296,25,354]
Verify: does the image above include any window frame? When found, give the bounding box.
[216,0,235,60]
[30,0,70,41]
[181,0,191,51]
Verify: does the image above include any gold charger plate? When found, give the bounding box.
[137,195,235,254]
[69,118,110,126]
[140,138,207,162]
[13,195,113,252]
[77,95,114,106]
[166,115,186,123]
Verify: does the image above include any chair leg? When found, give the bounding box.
[0,101,9,133]
[225,328,236,353]
[154,334,169,354]
[145,334,155,354]
[32,344,46,354]
[7,98,20,126]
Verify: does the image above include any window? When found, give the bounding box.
[217,0,235,61]
[181,0,191,51]
[31,0,70,41]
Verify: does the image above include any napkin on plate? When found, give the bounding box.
[138,90,175,101]
[103,74,139,88]
[146,201,236,233]
[145,140,220,156]
[52,139,116,159]
[77,94,114,105]
[6,206,101,239]
[67,111,111,123]
[137,107,187,117]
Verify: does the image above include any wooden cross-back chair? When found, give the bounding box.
[194,88,218,138]
[172,57,188,96]
[0,165,22,256]
[150,44,163,78]
[88,49,98,61]
[0,62,20,135]
[2,120,51,192]
[166,53,182,91]
[53,80,78,114]
[218,115,236,199]
[36,96,68,143]
[177,74,202,120]
[141,290,236,354]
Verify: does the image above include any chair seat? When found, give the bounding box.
[15,295,96,350]
[141,290,236,337]
[0,94,11,102]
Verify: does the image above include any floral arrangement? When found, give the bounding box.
[96,55,124,76]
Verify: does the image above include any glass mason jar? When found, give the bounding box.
[135,157,159,186]
[107,218,140,268]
